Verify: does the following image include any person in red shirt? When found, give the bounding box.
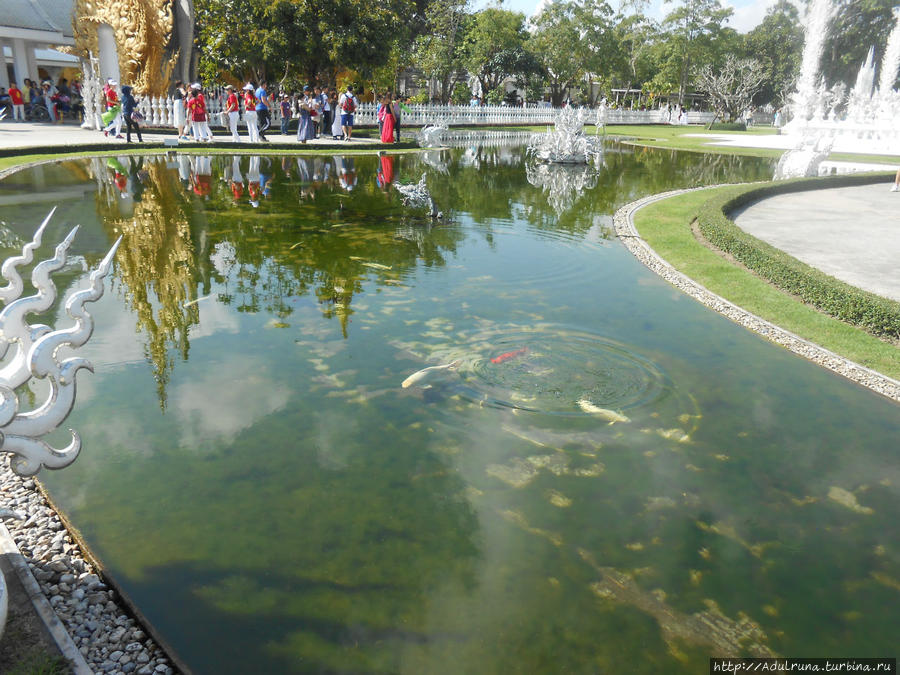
[8,82,24,122]
[187,83,212,141]
[242,83,259,143]
[224,84,240,142]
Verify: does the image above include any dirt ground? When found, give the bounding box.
[0,555,69,675]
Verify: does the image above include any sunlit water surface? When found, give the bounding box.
[2,144,898,674]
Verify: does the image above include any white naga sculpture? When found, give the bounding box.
[396,173,441,219]
[0,210,120,636]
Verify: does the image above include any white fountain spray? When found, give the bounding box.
[878,8,900,99]
[789,0,834,126]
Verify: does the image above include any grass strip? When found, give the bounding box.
[633,185,900,380]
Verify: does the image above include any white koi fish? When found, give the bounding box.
[402,360,462,388]
[183,294,213,308]
[577,399,630,424]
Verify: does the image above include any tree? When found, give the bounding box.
[462,7,529,98]
[194,0,415,85]
[822,0,898,88]
[613,12,660,99]
[414,0,470,103]
[656,0,733,105]
[529,0,618,106]
[695,55,765,121]
[743,0,803,106]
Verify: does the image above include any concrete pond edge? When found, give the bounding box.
[613,186,900,403]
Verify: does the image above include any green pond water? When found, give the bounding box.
[2,144,899,674]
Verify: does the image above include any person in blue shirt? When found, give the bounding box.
[255,81,271,142]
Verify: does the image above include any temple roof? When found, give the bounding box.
[0,0,74,38]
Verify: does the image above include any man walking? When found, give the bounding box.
[338,85,358,141]
[255,81,271,142]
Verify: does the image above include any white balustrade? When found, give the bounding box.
[129,97,715,129]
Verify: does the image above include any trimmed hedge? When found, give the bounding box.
[708,122,747,132]
[697,173,900,341]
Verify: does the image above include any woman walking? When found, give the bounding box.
[173,80,188,139]
[296,86,316,143]
[121,85,143,143]
[330,89,342,139]
[187,83,213,142]
[378,92,396,144]
[224,84,241,142]
[242,83,259,143]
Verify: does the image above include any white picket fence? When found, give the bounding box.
[134,96,716,128]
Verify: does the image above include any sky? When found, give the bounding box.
[475,0,780,34]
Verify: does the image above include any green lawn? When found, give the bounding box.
[633,187,900,380]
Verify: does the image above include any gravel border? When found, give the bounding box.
[0,472,178,675]
[613,187,900,403]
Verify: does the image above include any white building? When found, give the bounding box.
[0,0,78,89]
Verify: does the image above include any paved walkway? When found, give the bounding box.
[0,118,379,149]
[732,182,900,302]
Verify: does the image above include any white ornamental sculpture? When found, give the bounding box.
[527,106,602,164]
[0,210,120,637]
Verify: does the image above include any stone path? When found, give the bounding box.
[731,182,900,302]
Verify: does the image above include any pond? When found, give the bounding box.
[2,143,898,674]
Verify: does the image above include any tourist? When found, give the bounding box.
[316,86,330,138]
[121,85,143,143]
[243,83,259,143]
[891,168,899,192]
[41,82,58,123]
[378,92,396,144]
[224,84,241,142]
[102,80,123,138]
[330,89,342,139]
[393,94,405,143]
[187,83,213,141]
[280,92,293,135]
[297,87,316,143]
[173,80,188,138]
[773,109,783,129]
[28,79,40,105]
[255,81,271,142]
[8,82,24,122]
[338,85,358,141]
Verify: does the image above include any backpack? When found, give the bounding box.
[342,95,356,113]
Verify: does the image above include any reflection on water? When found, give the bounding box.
[3,146,899,674]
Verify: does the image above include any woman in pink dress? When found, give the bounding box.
[379,93,396,144]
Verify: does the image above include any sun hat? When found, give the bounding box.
[190,82,201,90]
[224,84,234,90]
[243,83,254,91]
[108,80,118,86]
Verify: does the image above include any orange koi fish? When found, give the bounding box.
[491,347,528,364]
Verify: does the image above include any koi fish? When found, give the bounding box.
[577,399,630,424]
[401,359,462,388]
[183,294,213,308]
[491,347,528,364]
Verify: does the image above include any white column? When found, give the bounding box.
[97,24,120,83]
[0,40,10,89]
[11,39,30,85]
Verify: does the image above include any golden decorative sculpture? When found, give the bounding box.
[72,0,183,96]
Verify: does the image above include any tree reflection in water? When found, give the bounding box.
[90,154,467,407]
